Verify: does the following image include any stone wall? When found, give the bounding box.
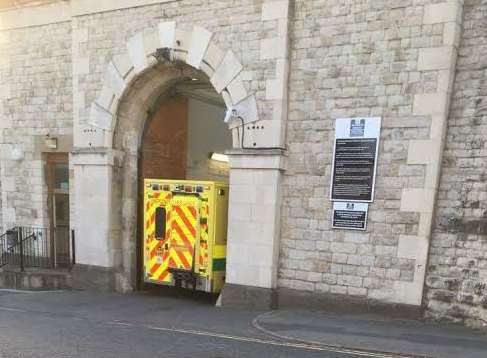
[3,0,487,325]
[425,0,487,327]
[0,21,72,228]
[280,0,461,306]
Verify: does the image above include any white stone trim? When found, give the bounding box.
[262,0,289,21]
[260,37,288,60]
[423,0,462,24]
[89,103,113,131]
[256,0,291,150]
[187,26,213,69]
[396,0,464,307]
[407,140,441,165]
[80,22,261,149]
[418,47,456,71]
[127,33,148,74]
[210,51,243,94]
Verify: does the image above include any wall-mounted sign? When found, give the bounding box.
[330,117,381,203]
[332,202,369,231]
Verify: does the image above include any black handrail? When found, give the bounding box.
[0,226,72,270]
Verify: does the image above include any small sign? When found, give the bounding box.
[331,117,381,203]
[332,202,369,231]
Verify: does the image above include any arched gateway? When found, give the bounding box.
[71,22,285,304]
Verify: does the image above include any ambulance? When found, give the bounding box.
[143,179,228,293]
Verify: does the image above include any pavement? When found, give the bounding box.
[0,288,485,358]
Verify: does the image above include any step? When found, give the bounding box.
[0,267,72,291]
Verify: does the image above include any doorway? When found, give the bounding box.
[137,79,232,290]
[45,153,70,267]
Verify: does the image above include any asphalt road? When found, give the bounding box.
[0,289,387,358]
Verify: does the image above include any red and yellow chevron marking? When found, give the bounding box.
[198,203,209,277]
[168,202,198,271]
[144,191,173,283]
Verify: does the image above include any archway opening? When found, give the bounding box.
[140,78,231,182]
[137,76,232,293]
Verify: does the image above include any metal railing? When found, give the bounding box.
[0,226,73,271]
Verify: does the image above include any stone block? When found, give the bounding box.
[221,90,232,109]
[0,144,23,161]
[210,50,243,93]
[142,30,159,57]
[392,281,423,306]
[226,75,248,105]
[73,57,90,75]
[73,28,88,43]
[96,85,115,111]
[172,28,192,62]
[266,78,286,100]
[103,62,126,98]
[443,22,461,47]
[224,94,259,125]
[437,69,454,93]
[400,188,435,213]
[0,85,11,99]
[89,103,113,131]
[74,124,106,148]
[397,235,429,260]
[158,21,176,48]
[186,26,212,69]
[203,42,224,71]
[112,53,133,79]
[407,139,441,165]
[260,37,288,60]
[262,0,289,21]
[127,33,147,73]
[423,1,461,24]
[2,177,15,192]
[418,47,455,71]
[413,93,448,116]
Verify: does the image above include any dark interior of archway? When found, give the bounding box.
[140,78,232,183]
[141,95,189,180]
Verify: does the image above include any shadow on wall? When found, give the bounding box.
[186,98,231,182]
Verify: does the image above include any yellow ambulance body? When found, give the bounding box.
[143,179,228,293]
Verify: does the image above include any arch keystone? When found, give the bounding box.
[158,21,176,48]
[172,28,192,61]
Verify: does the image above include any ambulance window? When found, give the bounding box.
[155,207,166,239]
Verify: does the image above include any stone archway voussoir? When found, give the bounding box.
[87,21,258,146]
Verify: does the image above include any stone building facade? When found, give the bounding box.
[0,0,485,327]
